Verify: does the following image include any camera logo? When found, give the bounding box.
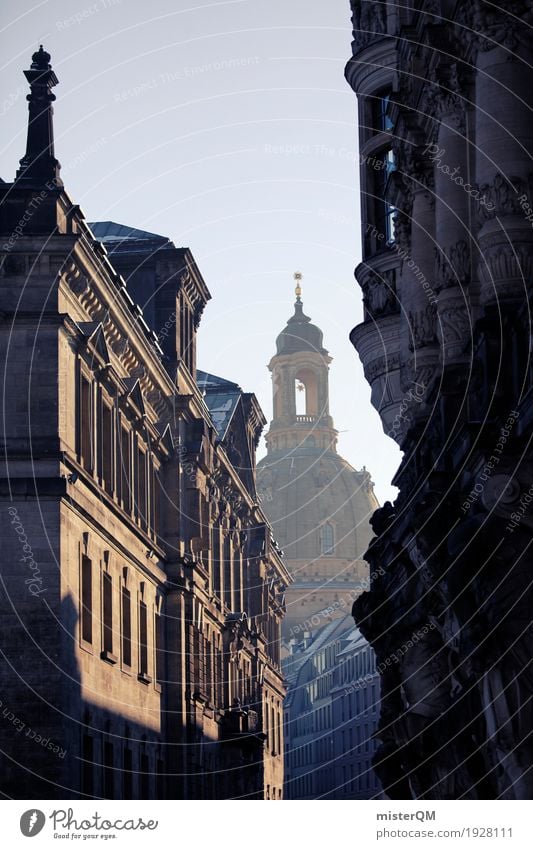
[20,810,46,837]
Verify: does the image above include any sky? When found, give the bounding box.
[0,0,401,503]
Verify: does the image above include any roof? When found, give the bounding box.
[275,297,327,356]
[89,220,173,251]
[197,370,242,440]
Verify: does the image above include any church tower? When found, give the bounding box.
[257,276,379,639]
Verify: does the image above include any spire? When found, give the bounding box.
[291,271,308,323]
[15,46,62,187]
[294,271,303,302]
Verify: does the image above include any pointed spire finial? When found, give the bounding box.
[15,46,62,187]
[294,271,303,302]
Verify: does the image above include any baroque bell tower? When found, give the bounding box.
[257,276,379,639]
[266,273,338,456]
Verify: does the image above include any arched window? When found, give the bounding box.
[321,522,334,555]
[295,379,306,415]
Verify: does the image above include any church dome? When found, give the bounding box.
[275,298,327,356]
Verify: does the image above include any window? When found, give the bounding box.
[103,741,114,799]
[321,523,335,555]
[136,446,147,529]
[80,377,93,472]
[138,600,150,681]
[100,401,113,494]
[101,570,115,659]
[295,379,306,415]
[81,555,92,644]
[223,534,231,610]
[119,426,130,512]
[140,751,150,798]
[81,733,93,795]
[372,91,393,133]
[156,758,165,800]
[121,587,132,667]
[123,745,133,798]
[155,611,164,688]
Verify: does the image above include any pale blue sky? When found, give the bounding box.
[0,0,400,502]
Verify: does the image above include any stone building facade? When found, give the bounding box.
[346,1,533,799]
[0,48,289,800]
[257,283,378,638]
[283,619,382,799]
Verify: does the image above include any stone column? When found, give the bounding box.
[475,29,533,306]
[432,68,474,365]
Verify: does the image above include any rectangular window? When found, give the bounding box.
[139,600,149,680]
[136,446,147,530]
[223,535,231,610]
[103,741,114,799]
[122,587,132,667]
[80,377,93,472]
[81,555,92,644]
[102,571,113,657]
[119,426,130,512]
[156,758,165,800]
[81,733,93,795]
[123,746,133,798]
[101,402,113,494]
[155,611,164,687]
[140,751,150,798]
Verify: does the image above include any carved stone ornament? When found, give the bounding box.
[408,303,438,351]
[477,173,533,223]
[362,268,398,318]
[435,240,470,291]
[350,0,386,52]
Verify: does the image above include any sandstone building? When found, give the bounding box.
[257,283,380,798]
[257,281,378,637]
[346,0,533,799]
[0,48,289,800]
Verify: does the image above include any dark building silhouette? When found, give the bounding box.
[345,1,533,799]
[0,48,289,800]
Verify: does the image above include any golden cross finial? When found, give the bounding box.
[294,271,302,300]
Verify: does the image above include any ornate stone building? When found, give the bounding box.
[0,48,289,800]
[257,281,378,638]
[284,619,382,799]
[346,1,533,799]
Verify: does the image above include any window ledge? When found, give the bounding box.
[100,649,118,665]
[137,672,152,685]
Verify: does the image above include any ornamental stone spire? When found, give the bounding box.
[16,46,62,187]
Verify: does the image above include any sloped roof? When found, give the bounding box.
[197,370,242,440]
[89,220,173,250]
